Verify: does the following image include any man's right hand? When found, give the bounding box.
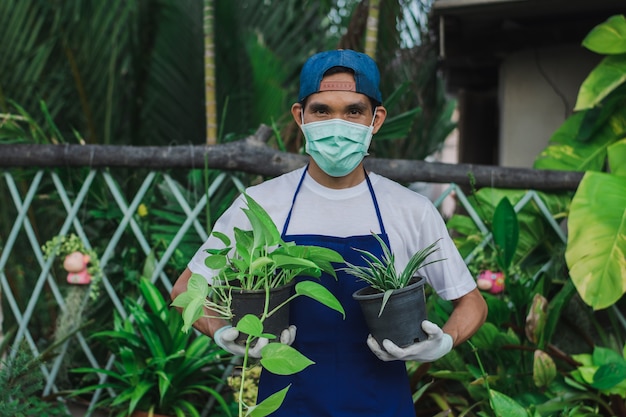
[213,325,297,358]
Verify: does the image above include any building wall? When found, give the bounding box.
[498,44,600,167]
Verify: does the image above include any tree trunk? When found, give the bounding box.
[364,0,380,58]
[204,0,217,145]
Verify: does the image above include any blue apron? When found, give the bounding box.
[256,167,414,416]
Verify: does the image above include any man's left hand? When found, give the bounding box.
[367,320,453,362]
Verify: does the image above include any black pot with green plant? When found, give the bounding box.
[70,277,232,417]
[172,193,346,417]
[347,234,445,348]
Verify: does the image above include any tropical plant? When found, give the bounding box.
[172,193,346,417]
[534,14,626,311]
[71,277,232,417]
[172,192,346,331]
[0,346,72,417]
[570,344,626,398]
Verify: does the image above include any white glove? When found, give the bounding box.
[213,325,297,358]
[367,320,453,362]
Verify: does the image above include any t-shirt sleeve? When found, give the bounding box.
[415,202,476,300]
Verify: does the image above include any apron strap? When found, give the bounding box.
[281,164,309,237]
[364,167,386,236]
[282,165,387,237]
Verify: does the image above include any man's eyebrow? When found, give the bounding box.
[309,103,330,112]
[308,102,369,112]
[346,102,369,112]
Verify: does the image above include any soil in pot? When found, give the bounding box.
[353,277,428,349]
[230,281,295,345]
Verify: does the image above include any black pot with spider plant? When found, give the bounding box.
[347,234,445,348]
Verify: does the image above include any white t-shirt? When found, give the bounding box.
[188,167,476,301]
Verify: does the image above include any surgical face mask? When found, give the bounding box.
[301,111,376,177]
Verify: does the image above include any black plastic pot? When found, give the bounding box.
[352,277,428,348]
[230,281,295,345]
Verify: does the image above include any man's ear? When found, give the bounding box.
[291,103,303,126]
[372,106,387,134]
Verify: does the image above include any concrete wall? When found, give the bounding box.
[498,44,601,167]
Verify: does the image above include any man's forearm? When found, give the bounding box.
[442,288,488,346]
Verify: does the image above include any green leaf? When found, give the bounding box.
[375,107,422,141]
[139,277,167,320]
[608,138,626,176]
[566,171,626,309]
[242,193,282,249]
[205,254,228,269]
[592,361,626,390]
[492,197,519,271]
[295,281,345,318]
[582,15,626,55]
[211,230,232,247]
[260,344,314,375]
[249,256,275,274]
[534,110,626,171]
[489,390,531,417]
[543,280,577,346]
[171,273,214,332]
[575,54,626,111]
[187,273,210,298]
[576,85,626,142]
[236,314,264,337]
[272,254,319,270]
[246,385,290,417]
[593,346,625,365]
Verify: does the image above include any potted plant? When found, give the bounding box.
[42,233,102,296]
[70,277,233,417]
[172,193,346,417]
[173,193,345,336]
[347,234,445,349]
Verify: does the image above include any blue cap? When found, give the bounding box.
[298,49,382,105]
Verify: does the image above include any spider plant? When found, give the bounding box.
[345,234,445,315]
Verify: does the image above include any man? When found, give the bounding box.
[171,49,487,416]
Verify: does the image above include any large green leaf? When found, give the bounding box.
[492,197,519,271]
[582,15,626,55]
[575,54,626,111]
[295,281,345,318]
[247,385,290,417]
[608,137,626,176]
[260,343,314,375]
[242,193,283,250]
[236,314,264,337]
[534,110,626,171]
[566,170,626,309]
[489,390,530,417]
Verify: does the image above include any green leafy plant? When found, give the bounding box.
[0,346,71,417]
[534,14,626,310]
[42,233,102,299]
[570,344,626,398]
[172,193,345,331]
[172,193,345,417]
[71,277,232,417]
[343,233,444,315]
[207,193,343,290]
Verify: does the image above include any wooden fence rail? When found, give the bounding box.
[0,125,584,191]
